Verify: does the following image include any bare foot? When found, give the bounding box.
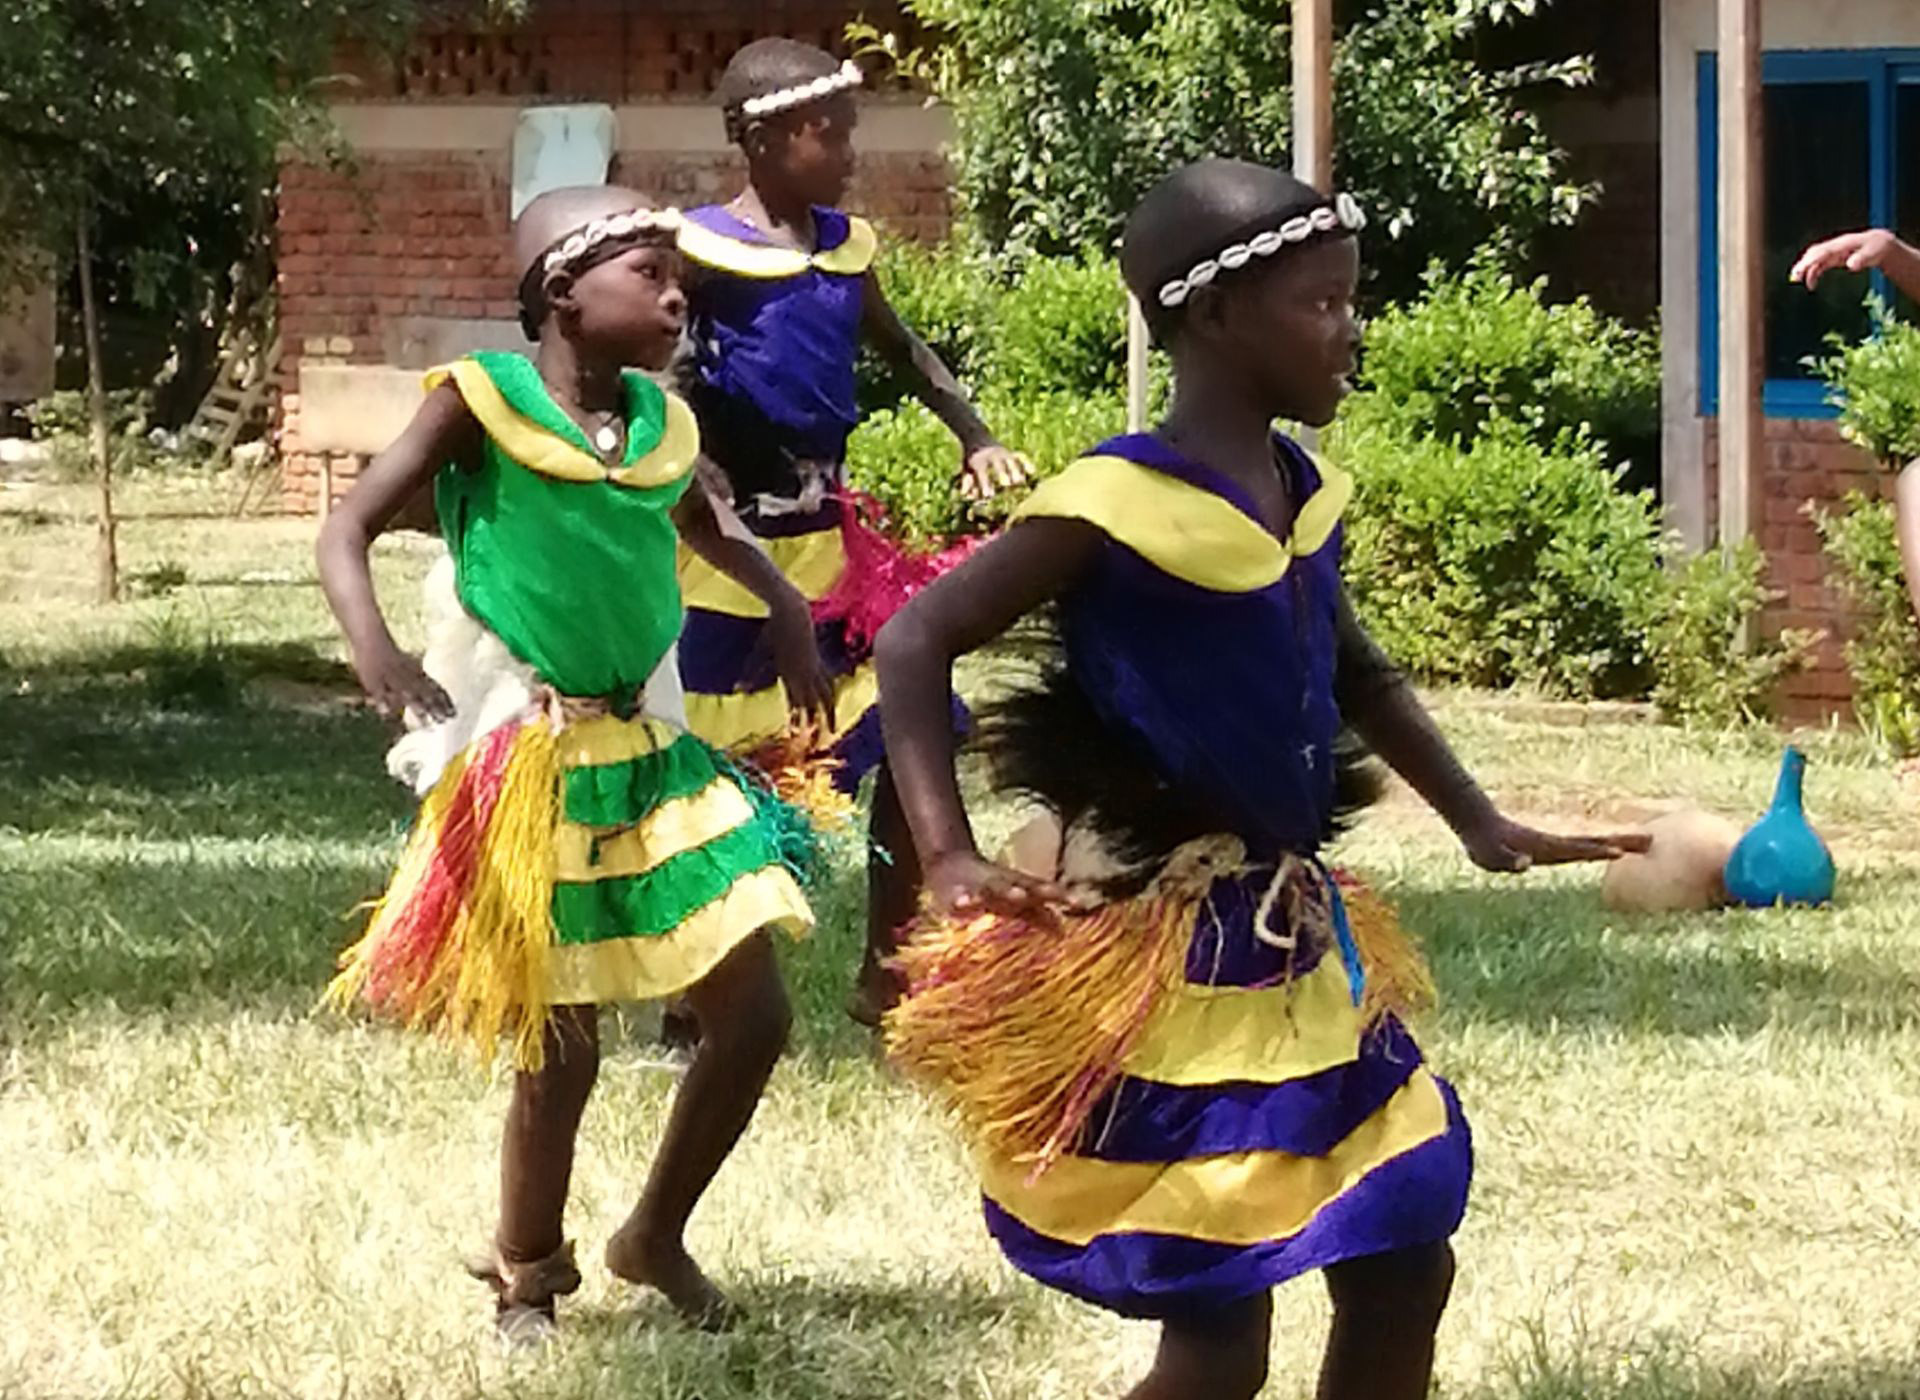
[605,1225,738,1332]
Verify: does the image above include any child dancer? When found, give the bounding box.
[675,37,1029,1024]
[877,160,1646,1400]
[317,186,825,1341]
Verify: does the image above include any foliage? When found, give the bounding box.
[1342,260,1660,466]
[865,0,1593,303]
[0,0,431,289]
[847,391,1128,549]
[1332,419,1664,699]
[987,254,1128,399]
[24,388,149,443]
[1646,542,1817,728]
[1813,493,1920,754]
[861,240,1129,414]
[1811,296,1920,469]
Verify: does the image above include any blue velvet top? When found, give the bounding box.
[1048,433,1345,854]
[682,203,866,470]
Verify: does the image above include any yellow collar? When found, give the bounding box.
[424,360,699,489]
[677,214,877,280]
[1012,453,1352,593]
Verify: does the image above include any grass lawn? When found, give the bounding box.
[4,476,1919,1399]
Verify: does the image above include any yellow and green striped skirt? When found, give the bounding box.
[330,707,813,1069]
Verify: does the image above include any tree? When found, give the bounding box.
[0,0,420,600]
[866,0,1593,305]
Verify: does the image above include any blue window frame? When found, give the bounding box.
[1698,49,1920,417]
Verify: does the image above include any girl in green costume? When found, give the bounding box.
[317,186,830,1341]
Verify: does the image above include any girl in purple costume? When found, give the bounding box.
[675,37,1028,1024]
[876,160,1646,1400]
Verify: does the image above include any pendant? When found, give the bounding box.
[595,424,620,452]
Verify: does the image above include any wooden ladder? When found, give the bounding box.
[185,331,281,468]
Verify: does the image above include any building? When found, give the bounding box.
[1501,0,1913,720]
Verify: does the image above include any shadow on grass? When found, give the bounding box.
[543,1275,1049,1400]
[0,656,884,1055]
[1,645,401,843]
[1403,879,1920,1037]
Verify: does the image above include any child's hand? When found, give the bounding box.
[1460,814,1650,874]
[926,850,1063,917]
[1791,229,1898,288]
[768,594,837,732]
[958,442,1033,502]
[353,642,454,721]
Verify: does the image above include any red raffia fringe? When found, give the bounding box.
[1330,867,1436,1025]
[326,713,562,1070]
[812,490,981,653]
[747,721,859,831]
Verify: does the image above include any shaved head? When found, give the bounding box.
[1121,160,1352,340]
[513,185,657,286]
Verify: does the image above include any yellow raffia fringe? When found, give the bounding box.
[1340,876,1436,1027]
[327,718,563,1071]
[884,837,1240,1177]
[751,721,858,831]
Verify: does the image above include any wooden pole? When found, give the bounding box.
[1717,0,1763,549]
[76,213,118,604]
[1293,0,1334,192]
[1293,0,1335,447]
[1126,294,1149,432]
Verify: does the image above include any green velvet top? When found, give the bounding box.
[429,351,701,701]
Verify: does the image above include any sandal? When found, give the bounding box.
[466,1240,582,1348]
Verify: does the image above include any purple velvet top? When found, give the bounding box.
[683,203,866,470]
[1058,433,1345,855]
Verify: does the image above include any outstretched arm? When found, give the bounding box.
[1791,229,1920,300]
[1333,586,1647,870]
[874,517,1102,911]
[316,382,480,718]
[861,270,1030,500]
[671,479,836,728]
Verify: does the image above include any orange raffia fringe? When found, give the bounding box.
[883,839,1240,1178]
[327,713,562,1071]
[1332,868,1436,1026]
[748,721,858,832]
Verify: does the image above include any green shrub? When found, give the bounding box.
[1333,419,1664,699]
[1813,492,1920,754]
[987,254,1127,399]
[1647,542,1817,727]
[1342,261,1660,468]
[1811,296,1920,468]
[861,241,1130,413]
[847,390,1128,548]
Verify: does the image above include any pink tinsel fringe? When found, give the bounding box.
[811,491,982,652]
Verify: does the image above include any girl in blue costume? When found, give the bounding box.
[876,161,1646,1399]
[675,37,1030,1024]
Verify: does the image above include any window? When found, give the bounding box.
[1698,49,1920,417]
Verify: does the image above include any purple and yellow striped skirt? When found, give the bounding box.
[677,497,969,789]
[889,852,1472,1318]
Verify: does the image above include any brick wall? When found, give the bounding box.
[1701,418,1893,724]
